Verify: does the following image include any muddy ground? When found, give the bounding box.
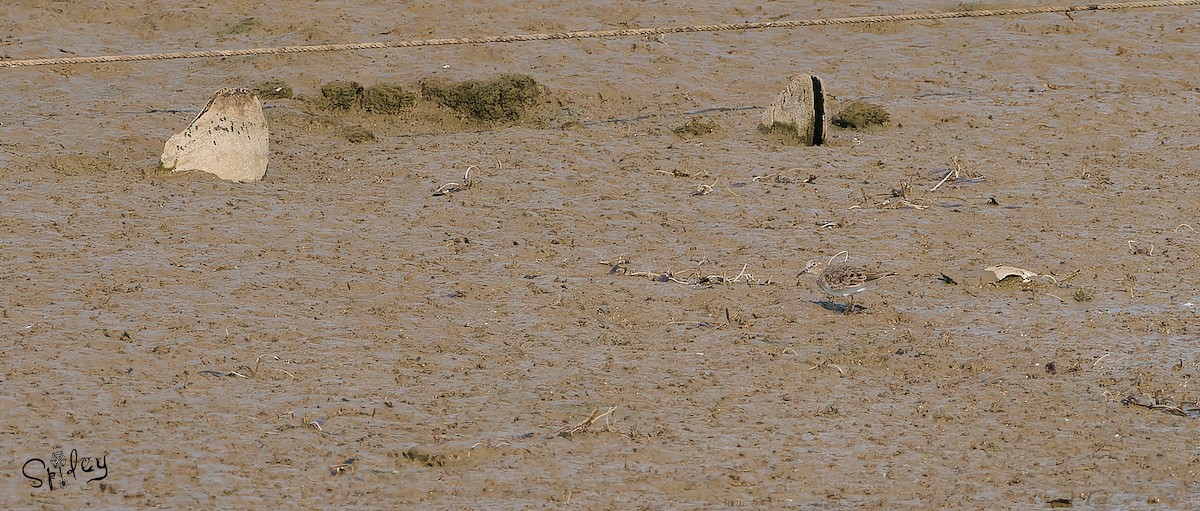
[2,1,1199,509]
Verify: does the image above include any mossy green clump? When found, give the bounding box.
[831,101,890,130]
[672,118,718,138]
[321,81,364,110]
[421,74,541,122]
[341,126,376,143]
[361,83,415,114]
[252,80,293,100]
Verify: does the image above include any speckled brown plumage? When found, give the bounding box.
[800,259,895,314]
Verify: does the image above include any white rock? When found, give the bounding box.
[160,88,269,182]
[760,74,825,146]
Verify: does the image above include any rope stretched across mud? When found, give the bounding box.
[1,0,1197,68]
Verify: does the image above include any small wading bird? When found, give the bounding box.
[799,256,896,315]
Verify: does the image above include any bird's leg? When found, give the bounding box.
[843,296,854,315]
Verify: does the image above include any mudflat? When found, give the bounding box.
[2,2,1198,508]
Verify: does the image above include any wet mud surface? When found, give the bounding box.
[2,1,1199,509]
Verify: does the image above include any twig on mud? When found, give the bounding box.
[699,264,761,286]
[729,264,752,283]
[1175,223,1195,233]
[195,357,290,380]
[929,156,963,192]
[809,359,845,376]
[433,165,476,196]
[470,436,521,450]
[1121,395,1191,417]
[694,274,728,285]
[692,178,718,196]
[1057,269,1082,286]
[1043,292,1067,304]
[249,354,296,379]
[751,169,785,182]
[724,182,743,197]
[1123,274,1140,299]
[329,458,358,476]
[752,169,813,184]
[667,320,722,329]
[601,256,631,275]
[852,190,938,211]
[627,269,690,284]
[877,198,931,210]
[554,405,619,438]
[197,370,249,378]
[857,187,870,208]
[1128,240,1155,256]
[607,259,767,287]
[1035,273,1060,286]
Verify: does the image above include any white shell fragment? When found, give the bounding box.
[160,88,269,183]
[760,74,825,146]
[982,265,1040,283]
